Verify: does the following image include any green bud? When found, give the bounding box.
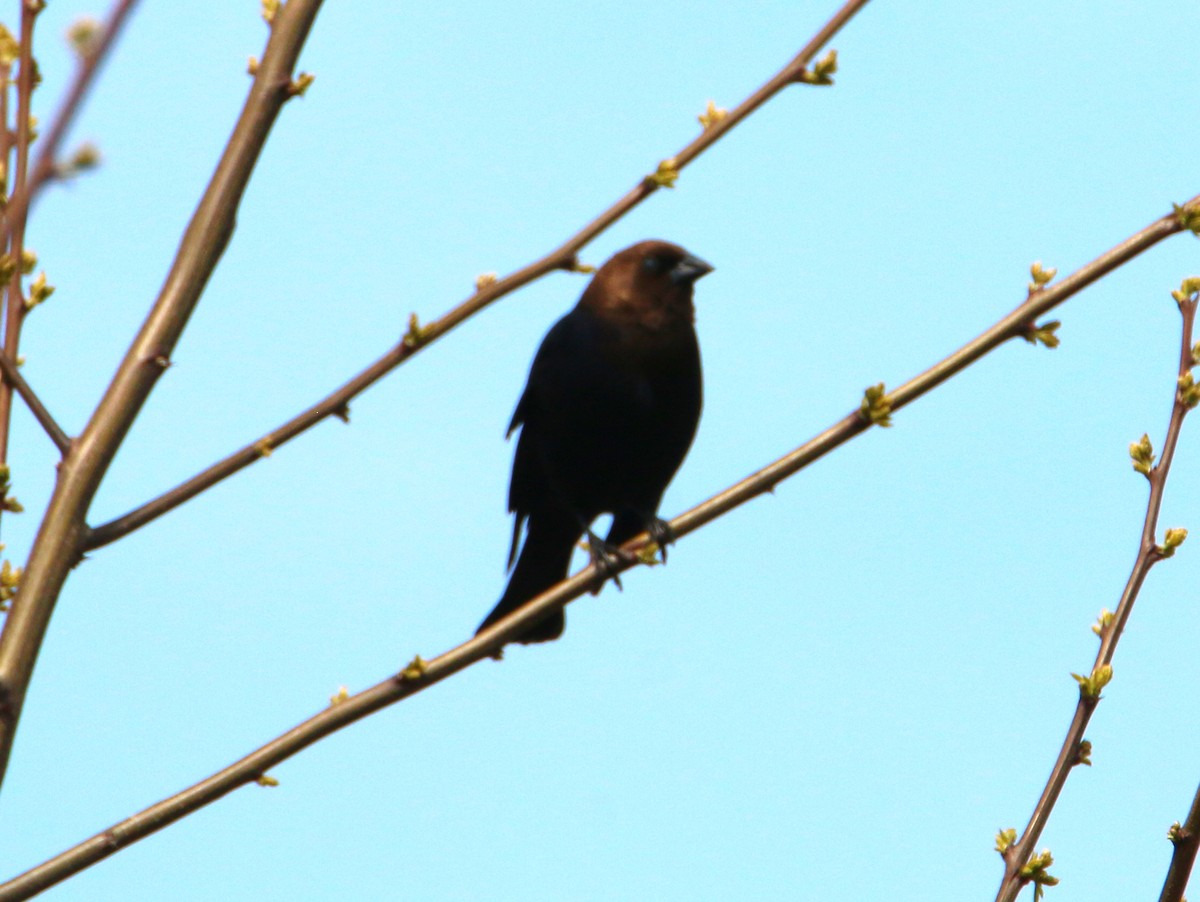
[1128,434,1155,476]
[1159,527,1188,557]
[1028,261,1057,292]
[799,49,838,85]
[995,828,1018,854]
[859,382,893,427]
[400,654,428,681]
[645,158,679,189]
[1072,663,1112,697]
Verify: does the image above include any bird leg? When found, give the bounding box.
[643,516,676,564]
[583,527,629,594]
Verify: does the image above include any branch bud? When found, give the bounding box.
[400,654,428,681]
[1178,372,1200,409]
[1159,527,1188,558]
[1074,738,1093,767]
[798,49,838,85]
[859,382,893,427]
[65,16,101,58]
[644,158,679,189]
[1021,320,1061,349]
[1128,434,1155,476]
[1071,663,1112,698]
[402,312,430,350]
[1171,276,1200,307]
[1174,202,1200,237]
[1028,261,1057,293]
[697,99,728,130]
[1091,608,1114,637]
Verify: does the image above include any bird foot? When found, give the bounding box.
[644,517,676,564]
[584,529,632,595]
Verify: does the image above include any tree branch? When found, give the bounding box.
[1,0,140,237]
[83,0,874,551]
[0,0,326,798]
[6,196,1195,898]
[994,282,1199,902]
[0,349,68,454]
[0,0,43,470]
[1160,779,1200,902]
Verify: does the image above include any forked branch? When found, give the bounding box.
[994,282,1199,902]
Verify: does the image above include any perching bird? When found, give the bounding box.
[476,239,712,643]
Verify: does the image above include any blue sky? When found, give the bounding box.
[1,2,1199,900]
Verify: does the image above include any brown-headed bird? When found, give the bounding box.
[476,239,712,644]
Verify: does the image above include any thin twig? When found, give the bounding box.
[0,0,138,467]
[1,0,140,233]
[994,289,1198,902]
[0,0,326,797]
[1160,780,1200,902]
[7,198,1195,900]
[0,0,40,469]
[83,0,873,551]
[0,349,68,454]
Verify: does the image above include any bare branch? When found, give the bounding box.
[0,0,43,468]
[2,0,140,237]
[1160,780,1200,902]
[8,196,1195,898]
[0,349,68,454]
[0,0,326,795]
[84,0,875,551]
[994,284,1199,902]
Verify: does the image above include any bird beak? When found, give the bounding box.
[670,253,714,285]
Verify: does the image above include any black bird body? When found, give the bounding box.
[477,240,711,643]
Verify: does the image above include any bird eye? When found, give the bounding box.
[642,255,667,274]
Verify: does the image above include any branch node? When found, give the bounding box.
[643,157,679,190]
[402,312,430,350]
[1129,434,1155,476]
[697,99,728,130]
[1027,260,1057,295]
[399,654,428,682]
[286,72,315,98]
[1073,738,1093,767]
[1157,527,1188,559]
[1020,320,1061,349]
[1173,201,1200,236]
[562,254,595,275]
[1071,663,1112,698]
[795,48,838,85]
[858,382,892,427]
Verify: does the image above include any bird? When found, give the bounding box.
[476,239,712,644]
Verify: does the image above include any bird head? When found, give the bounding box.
[579,240,713,331]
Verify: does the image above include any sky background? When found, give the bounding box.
[1,1,1198,900]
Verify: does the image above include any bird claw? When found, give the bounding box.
[585,529,631,595]
[645,517,675,563]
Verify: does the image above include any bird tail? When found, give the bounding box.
[477,511,580,643]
